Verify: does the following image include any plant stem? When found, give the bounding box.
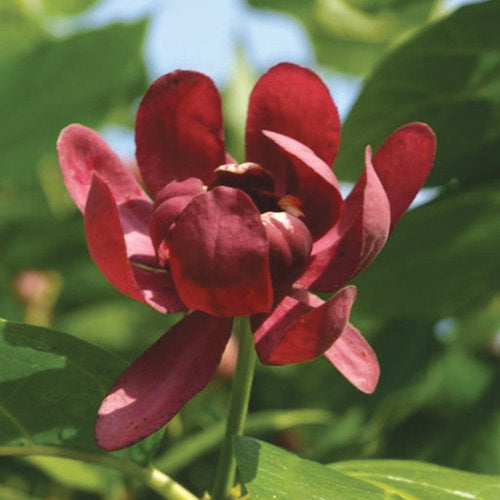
[0,445,197,500]
[211,316,256,500]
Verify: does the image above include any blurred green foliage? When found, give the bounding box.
[0,0,499,498]
[247,0,439,75]
[42,0,100,16]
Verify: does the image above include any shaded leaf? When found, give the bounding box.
[336,0,500,187]
[354,184,500,319]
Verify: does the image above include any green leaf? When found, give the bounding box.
[41,0,99,16]
[330,460,500,499]
[235,437,500,499]
[354,184,500,319]
[0,318,159,462]
[336,0,500,187]
[235,436,384,499]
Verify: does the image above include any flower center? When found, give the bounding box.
[209,162,304,217]
[149,163,313,296]
[208,162,280,213]
[209,162,312,294]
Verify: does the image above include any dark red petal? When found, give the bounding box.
[325,323,379,394]
[149,178,205,263]
[95,312,232,450]
[262,211,312,293]
[135,71,226,196]
[168,186,273,317]
[85,175,185,313]
[261,130,343,241]
[246,63,340,180]
[299,148,391,293]
[373,122,436,230]
[253,286,356,365]
[57,124,150,213]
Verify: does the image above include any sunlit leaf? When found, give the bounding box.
[24,456,117,494]
[235,437,500,499]
[0,318,160,462]
[0,0,45,63]
[330,459,500,499]
[41,0,99,16]
[235,436,384,499]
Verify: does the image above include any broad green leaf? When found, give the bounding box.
[354,184,500,319]
[336,0,500,187]
[41,0,99,16]
[0,318,160,463]
[235,437,500,499]
[247,0,437,75]
[330,460,500,499]
[235,436,384,499]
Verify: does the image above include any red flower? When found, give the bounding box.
[57,63,435,450]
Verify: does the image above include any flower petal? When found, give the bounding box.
[253,286,356,365]
[149,178,205,264]
[135,70,226,196]
[373,122,436,229]
[85,175,184,313]
[262,211,312,293]
[57,124,150,213]
[261,131,343,241]
[95,312,233,450]
[246,63,340,182]
[325,323,380,394]
[168,186,273,317]
[299,147,391,293]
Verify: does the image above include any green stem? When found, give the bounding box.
[211,316,256,500]
[0,445,197,500]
